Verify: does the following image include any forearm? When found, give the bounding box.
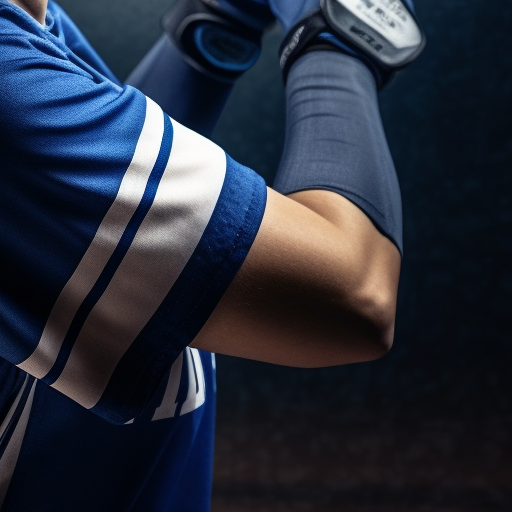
[289,189,401,351]
[275,49,402,349]
[193,44,404,366]
[274,50,403,255]
[192,188,398,366]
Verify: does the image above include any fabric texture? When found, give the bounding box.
[0,2,266,509]
[0,0,266,424]
[273,50,403,253]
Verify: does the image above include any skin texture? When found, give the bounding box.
[10,0,401,368]
[191,189,400,367]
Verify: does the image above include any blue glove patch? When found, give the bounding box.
[193,23,261,72]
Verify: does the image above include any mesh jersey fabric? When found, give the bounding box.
[0,1,266,509]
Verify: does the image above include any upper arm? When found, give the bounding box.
[191,187,401,367]
[0,22,400,425]
[0,35,266,423]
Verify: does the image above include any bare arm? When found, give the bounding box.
[191,188,400,367]
[9,0,401,368]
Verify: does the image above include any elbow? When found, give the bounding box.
[368,293,396,358]
[372,303,395,359]
[356,285,397,360]
[346,241,401,362]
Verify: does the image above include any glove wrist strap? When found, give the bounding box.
[279,0,426,89]
[162,0,264,83]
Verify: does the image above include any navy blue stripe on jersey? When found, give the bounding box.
[46,117,232,418]
[15,95,164,382]
[0,3,236,510]
[92,155,267,423]
[42,114,174,386]
[1,15,150,369]
[1,0,267,424]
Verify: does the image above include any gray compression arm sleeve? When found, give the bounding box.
[273,51,403,254]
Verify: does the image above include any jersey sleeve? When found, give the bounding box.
[0,20,266,424]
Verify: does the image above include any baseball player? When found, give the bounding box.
[0,0,424,509]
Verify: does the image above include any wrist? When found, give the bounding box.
[278,0,425,89]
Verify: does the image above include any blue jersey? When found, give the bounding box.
[0,1,267,510]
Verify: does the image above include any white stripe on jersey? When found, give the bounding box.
[180,348,206,416]
[152,351,183,421]
[151,348,206,421]
[52,119,226,409]
[18,97,164,379]
[0,375,30,440]
[0,379,37,508]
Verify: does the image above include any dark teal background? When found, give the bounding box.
[56,1,512,510]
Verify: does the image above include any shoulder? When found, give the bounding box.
[0,10,143,156]
[0,4,80,107]
[0,2,96,85]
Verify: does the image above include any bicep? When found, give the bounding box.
[191,188,401,367]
